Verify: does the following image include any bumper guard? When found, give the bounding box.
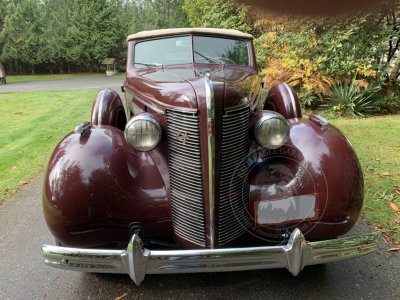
[41,229,380,285]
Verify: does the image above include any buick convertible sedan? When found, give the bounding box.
[40,28,379,285]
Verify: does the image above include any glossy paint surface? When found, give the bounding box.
[43,126,172,247]
[264,83,302,119]
[91,89,126,130]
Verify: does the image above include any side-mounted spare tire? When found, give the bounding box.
[91,88,127,130]
[264,83,302,119]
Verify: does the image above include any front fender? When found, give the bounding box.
[248,118,363,240]
[42,125,172,247]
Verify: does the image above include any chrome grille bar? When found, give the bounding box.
[166,109,206,247]
[218,106,250,245]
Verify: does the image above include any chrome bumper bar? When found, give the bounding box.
[41,229,380,286]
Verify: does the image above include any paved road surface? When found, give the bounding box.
[0,76,124,93]
[0,77,399,299]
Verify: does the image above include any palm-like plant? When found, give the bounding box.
[323,78,380,117]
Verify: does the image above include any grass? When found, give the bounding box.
[0,89,96,203]
[330,115,400,244]
[5,73,105,83]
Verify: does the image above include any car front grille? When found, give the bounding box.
[166,106,250,247]
[166,109,206,247]
[218,106,250,245]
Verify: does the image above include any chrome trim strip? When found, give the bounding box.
[128,101,144,115]
[41,230,380,286]
[282,83,297,118]
[205,72,215,249]
[126,89,165,115]
[98,89,106,125]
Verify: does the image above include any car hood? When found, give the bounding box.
[125,66,259,111]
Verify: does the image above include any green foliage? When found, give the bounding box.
[183,0,251,32]
[255,5,400,112]
[0,0,190,74]
[323,78,380,117]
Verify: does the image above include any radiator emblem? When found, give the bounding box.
[176,131,188,144]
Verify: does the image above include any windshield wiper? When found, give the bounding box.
[194,51,224,65]
[133,62,163,68]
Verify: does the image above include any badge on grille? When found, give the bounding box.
[176,131,188,144]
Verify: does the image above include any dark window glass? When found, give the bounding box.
[193,36,249,66]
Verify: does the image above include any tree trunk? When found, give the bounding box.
[389,58,400,81]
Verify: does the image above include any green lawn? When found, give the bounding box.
[0,89,96,203]
[331,115,400,243]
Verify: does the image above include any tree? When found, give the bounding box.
[183,0,251,32]
[255,7,399,107]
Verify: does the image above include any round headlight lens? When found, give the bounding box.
[255,114,290,149]
[124,115,162,151]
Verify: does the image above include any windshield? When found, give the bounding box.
[133,35,250,68]
[193,36,249,66]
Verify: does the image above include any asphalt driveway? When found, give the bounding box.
[0,75,124,93]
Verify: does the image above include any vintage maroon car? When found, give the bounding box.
[41,28,379,285]
[0,62,6,84]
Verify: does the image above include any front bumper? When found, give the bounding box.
[41,228,380,285]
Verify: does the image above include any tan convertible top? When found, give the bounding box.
[127,28,254,41]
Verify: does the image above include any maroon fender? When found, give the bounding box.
[264,83,302,119]
[247,118,363,240]
[91,88,127,131]
[42,125,172,247]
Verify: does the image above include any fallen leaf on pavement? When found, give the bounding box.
[390,203,399,212]
[387,247,400,252]
[115,293,128,300]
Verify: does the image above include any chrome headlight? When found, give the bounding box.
[124,114,162,151]
[255,113,290,149]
